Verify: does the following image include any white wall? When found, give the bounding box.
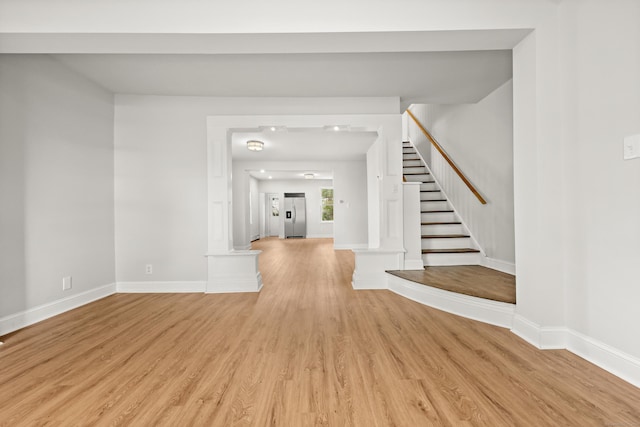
[409,80,515,264]
[114,96,395,282]
[558,0,640,359]
[0,55,115,322]
[249,176,260,241]
[233,160,368,249]
[257,179,334,239]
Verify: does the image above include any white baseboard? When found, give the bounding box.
[388,275,515,328]
[566,329,640,389]
[335,243,367,250]
[481,257,516,275]
[404,259,425,270]
[351,271,388,289]
[511,314,566,349]
[207,272,263,293]
[511,314,640,388]
[117,281,206,293]
[307,234,333,239]
[0,283,116,337]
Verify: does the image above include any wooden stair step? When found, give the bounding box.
[404,172,431,176]
[421,234,470,239]
[422,248,480,254]
[421,210,454,213]
[422,221,462,225]
[421,199,447,202]
[420,190,441,193]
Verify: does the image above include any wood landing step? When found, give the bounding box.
[421,234,470,239]
[386,265,516,304]
[422,221,461,225]
[421,248,480,254]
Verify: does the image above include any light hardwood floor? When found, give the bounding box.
[386,266,516,304]
[1,237,639,426]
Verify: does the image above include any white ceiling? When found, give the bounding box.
[231,130,377,161]
[233,129,377,181]
[248,170,334,181]
[32,30,520,181]
[53,50,512,105]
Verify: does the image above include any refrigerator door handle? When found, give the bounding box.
[292,204,296,223]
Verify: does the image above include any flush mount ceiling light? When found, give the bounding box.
[304,173,315,179]
[246,140,264,151]
[259,125,287,133]
[323,125,350,132]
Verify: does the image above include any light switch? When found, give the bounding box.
[623,134,640,160]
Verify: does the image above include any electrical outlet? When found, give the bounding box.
[145,264,153,275]
[62,276,72,291]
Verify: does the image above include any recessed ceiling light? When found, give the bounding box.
[268,176,273,179]
[304,173,315,179]
[333,126,340,131]
[270,127,276,131]
[260,169,265,173]
[246,140,264,151]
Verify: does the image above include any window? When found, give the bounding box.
[321,188,334,222]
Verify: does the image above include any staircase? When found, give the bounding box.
[403,141,481,266]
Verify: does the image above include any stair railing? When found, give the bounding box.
[406,109,487,205]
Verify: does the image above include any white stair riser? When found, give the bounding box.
[421,237,472,250]
[420,182,439,191]
[421,200,449,211]
[403,166,428,174]
[403,159,423,167]
[422,252,481,266]
[404,175,432,183]
[421,223,465,235]
[421,191,443,201]
[421,212,457,222]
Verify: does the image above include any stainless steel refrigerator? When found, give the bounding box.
[284,193,306,238]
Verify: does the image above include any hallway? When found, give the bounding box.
[0,238,638,425]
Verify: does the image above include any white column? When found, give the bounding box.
[205,121,262,293]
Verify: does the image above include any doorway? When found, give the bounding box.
[267,193,280,237]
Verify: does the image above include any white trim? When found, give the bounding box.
[117,281,206,293]
[510,314,543,347]
[511,314,640,388]
[207,273,263,293]
[307,234,333,239]
[351,271,388,289]
[566,329,640,389]
[0,283,116,336]
[480,256,516,275]
[334,243,367,250]
[403,259,425,270]
[388,274,515,328]
[233,244,252,250]
[511,314,566,350]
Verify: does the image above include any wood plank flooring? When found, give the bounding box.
[386,266,516,304]
[1,237,639,426]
